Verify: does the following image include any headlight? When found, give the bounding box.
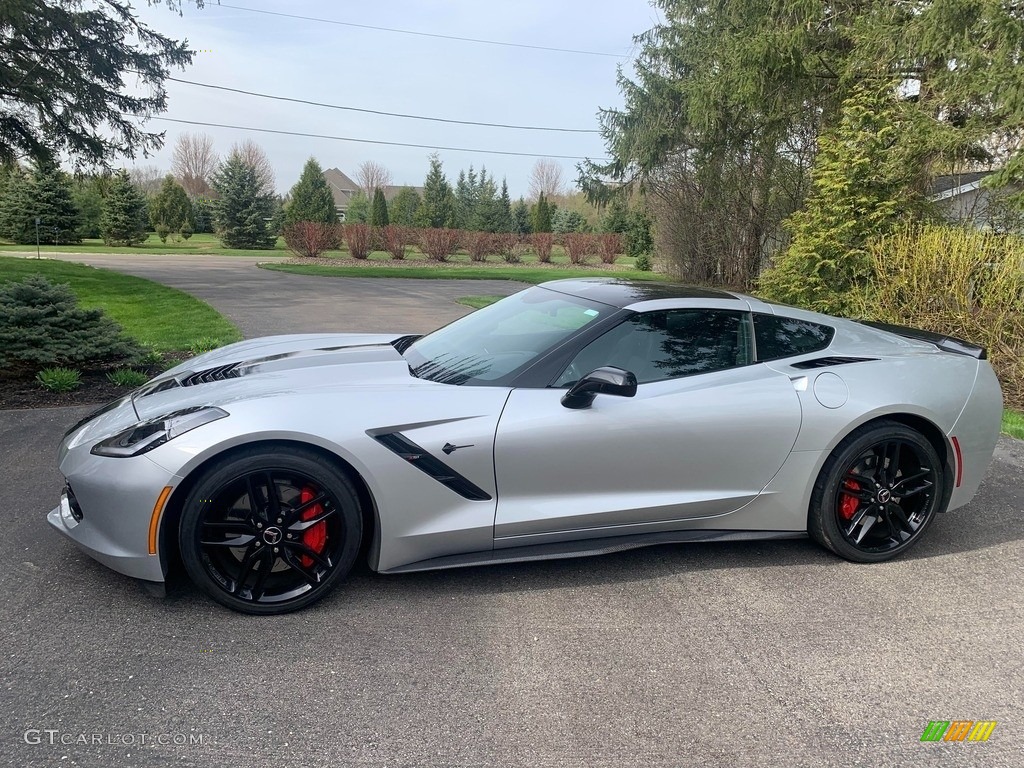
[90,407,228,458]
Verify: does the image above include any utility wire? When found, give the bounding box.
[167,76,600,133]
[143,116,604,160]
[217,3,627,58]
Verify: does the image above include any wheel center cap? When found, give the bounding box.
[876,488,892,504]
[262,526,283,545]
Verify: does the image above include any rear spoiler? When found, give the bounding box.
[857,321,987,360]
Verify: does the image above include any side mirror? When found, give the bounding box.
[560,366,638,409]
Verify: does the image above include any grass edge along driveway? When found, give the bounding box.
[260,261,667,284]
[0,256,241,351]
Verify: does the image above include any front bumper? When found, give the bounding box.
[48,446,181,584]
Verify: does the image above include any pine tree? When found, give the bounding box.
[149,175,193,235]
[211,152,275,249]
[454,166,477,229]
[531,192,553,233]
[370,187,390,226]
[72,174,109,239]
[511,198,532,235]
[0,162,81,244]
[497,179,513,233]
[389,187,421,226]
[416,154,456,228]
[285,158,338,225]
[601,197,630,233]
[100,170,148,246]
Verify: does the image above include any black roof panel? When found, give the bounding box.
[538,278,740,308]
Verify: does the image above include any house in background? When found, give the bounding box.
[322,167,424,221]
[930,171,1023,233]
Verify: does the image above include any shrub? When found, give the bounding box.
[419,228,461,262]
[381,225,413,260]
[188,337,223,356]
[530,232,554,263]
[0,275,144,377]
[503,241,528,264]
[37,367,82,392]
[856,225,1024,408]
[180,220,193,240]
[284,221,342,258]
[155,223,171,243]
[343,223,373,260]
[562,233,594,265]
[596,232,622,264]
[634,253,653,271]
[107,369,150,388]
[465,231,492,262]
[492,233,517,261]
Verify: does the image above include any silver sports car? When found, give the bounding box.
[49,279,1003,614]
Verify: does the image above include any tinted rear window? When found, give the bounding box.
[754,314,834,361]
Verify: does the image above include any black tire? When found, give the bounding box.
[809,421,945,563]
[179,446,363,614]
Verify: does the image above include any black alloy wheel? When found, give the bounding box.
[180,447,362,614]
[810,421,945,563]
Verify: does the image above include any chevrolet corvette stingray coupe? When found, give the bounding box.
[49,279,1003,613]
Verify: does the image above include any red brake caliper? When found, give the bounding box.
[299,486,327,568]
[839,479,860,521]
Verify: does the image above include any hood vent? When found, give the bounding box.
[180,363,243,387]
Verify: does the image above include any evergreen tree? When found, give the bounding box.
[601,197,630,233]
[416,154,456,228]
[531,192,553,233]
[285,158,338,225]
[100,170,148,246]
[454,168,473,229]
[191,195,215,233]
[389,187,421,226]
[149,175,193,237]
[0,162,82,244]
[497,179,513,233]
[345,190,370,223]
[625,206,654,259]
[211,152,275,249]
[473,171,502,232]
[71,174,110,239]
[511,198,532,236]
[370,188,390,226]
[553,208,588,234]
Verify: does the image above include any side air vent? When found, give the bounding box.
[374,433,492,501]
[790,356,878,370]
[180,363,242,387]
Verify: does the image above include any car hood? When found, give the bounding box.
[133,332,418,420]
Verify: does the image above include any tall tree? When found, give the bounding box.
[497,179,513,233]
[356,160,392,200]
[285,158,338,225]
[211,151,275,249]
[370,188,389,227]
[529,159,566,199]
[100,170,148,246]
[0,162,81,244]
[71,172,111,239]
[389,186,420,227]
[531,192,553,233]
[511,198,532,236]
[0,1,199,167]
[416,154,455,228]
[454,166,478,229]
[171,133,218,198]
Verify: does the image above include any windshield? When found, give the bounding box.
[403,287,608,385]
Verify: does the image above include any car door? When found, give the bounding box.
[492,307,802,543]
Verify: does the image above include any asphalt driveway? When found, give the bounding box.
[1,256,1021,767]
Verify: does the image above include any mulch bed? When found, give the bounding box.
[0,352,191,411]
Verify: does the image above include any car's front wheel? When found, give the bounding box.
[809,421,945,563]
[179,446,363,614]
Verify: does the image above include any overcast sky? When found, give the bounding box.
[127,0,661,199]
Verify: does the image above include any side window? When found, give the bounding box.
[753,314,834,361]
[554,309,752,386]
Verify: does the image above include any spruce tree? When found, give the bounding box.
[531,192,553,233]
[511,198,532,236]
[344,190,370,223]
[497,179,513,233]
[211,152,275,249]
[100,170,148,246]
[370,188,390,226]
[415,154,456,228]
[0,162,81,244]
[285,158,338,224]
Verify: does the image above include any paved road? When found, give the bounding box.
[1,255,1022,767]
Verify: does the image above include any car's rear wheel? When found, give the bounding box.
[179,447,362,614]
[809,421,944,563]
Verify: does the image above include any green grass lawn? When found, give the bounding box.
[1003,409,1024,439]
[0,233,290,258]
[0,256,241,350]
[455,295,504,309]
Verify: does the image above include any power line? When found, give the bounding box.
[144,115,605,161]
[167,76,600,133]
[217,3,628,58]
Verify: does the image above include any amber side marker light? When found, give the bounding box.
[149,486,173,555]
